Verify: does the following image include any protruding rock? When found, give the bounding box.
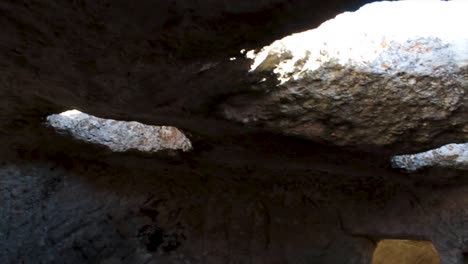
[223,1,468,150]
[391,143,468,171]
[47,110,192,153]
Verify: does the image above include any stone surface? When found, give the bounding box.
[0,0,371,149]
[372,240,440,264]
[0,0,468,264]
[0,149,467,264]
[47,110,192,152]
[391,143,468,172]
[222,1,468,150]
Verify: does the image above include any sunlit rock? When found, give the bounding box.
[223,1,468,149]
[248,1,468,80]
[372,239,440,264]
[392,143,468,171]
[47,110,192,153]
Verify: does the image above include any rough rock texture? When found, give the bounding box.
[0,0,372,146]
[47,110,192,152]
[222,1,468,150]
[1,143,467,264]
[0,162,375,264]
[0,0,468,264]
[392,143,468,172]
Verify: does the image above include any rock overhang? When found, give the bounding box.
[0,1,468,263]
[221,0,467,153]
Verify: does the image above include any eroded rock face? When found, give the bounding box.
[222,1,468,150]
[47,110,192,152]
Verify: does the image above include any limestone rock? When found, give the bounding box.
[46,110,192,152]
[391,143,468,172]
[222,1,468,149]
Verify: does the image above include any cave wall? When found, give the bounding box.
[0,161,373,264]
[1,132,467,264]
[0,0,467,263]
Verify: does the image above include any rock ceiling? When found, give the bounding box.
[0,0,467,263]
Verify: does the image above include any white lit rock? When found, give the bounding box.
[391,143,468,171]
[247,1,468,81]
[47,110,192,152]
[223,1,468,149]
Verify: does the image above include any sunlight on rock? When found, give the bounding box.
[47,110,192,153]
[59,109,82,117]
[223,0,468,149]
[247,1,468,84]
[392,143,468,171]
[373,239,440,264]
